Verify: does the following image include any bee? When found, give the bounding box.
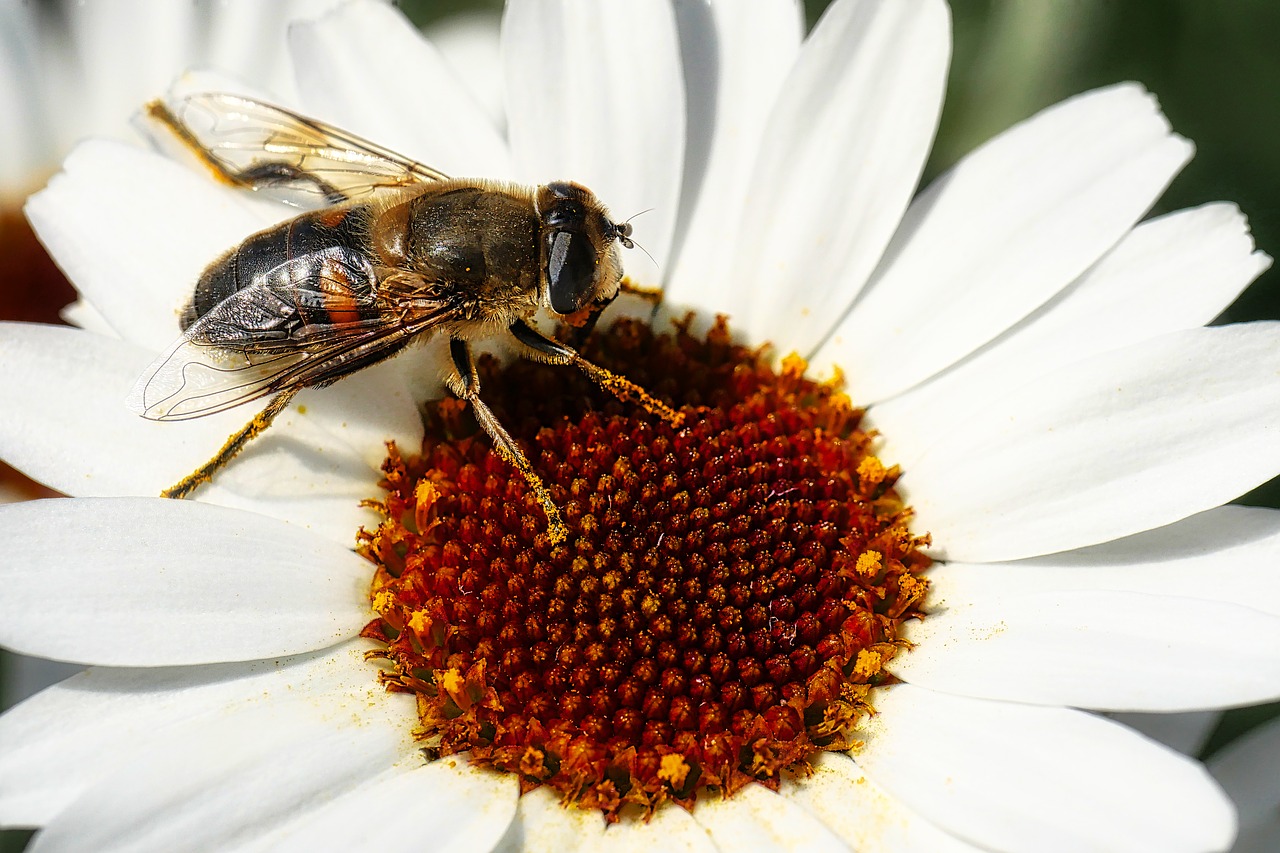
[127,93,681,544]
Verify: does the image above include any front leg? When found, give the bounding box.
[508,320,684,428]
[447,339,567,544]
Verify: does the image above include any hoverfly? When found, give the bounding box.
[127,93,681,543]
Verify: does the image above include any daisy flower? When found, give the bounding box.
[3,0,1280,850]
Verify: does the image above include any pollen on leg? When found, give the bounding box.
[359,316,931,819]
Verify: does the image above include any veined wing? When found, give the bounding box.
[128,268,452,421]
[150,92,449,207]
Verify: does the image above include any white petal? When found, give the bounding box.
[503,0,685,282]
[61,0,198,144]
[925,506,1280,618]
[24,139,277,351]
[27,691,407,853]
[0,497,370,666]
[903,323,1280,562]
[661,0,803,318]
[857,684,1236,852]
[0,323,381,541]
[785,753,984,852]
[427,12,507,133]
[202,0,354,106]
[0,1,58,198]
[1208,716,1280,846]
[0,641,400,828]
[1111,711,1220,757]
[891,589,1280,711]
[870,203,1270,466]
[730,0,950,354]
[511,787,714,853]
[290,0,511,178]
[692,782,850,851]
[818,84,1193,403]
[233,757,518,853]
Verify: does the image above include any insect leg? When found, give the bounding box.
[144,101,349,203]
[508,320,685,428]
[161,387,301,500]
[448,339,568,545]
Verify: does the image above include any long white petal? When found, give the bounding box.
[924,506,1280,617]
[818,83,1193,403]
[785,753,984,852]
[857,684,1236,852]
[27,691,407,853]
[24,139,278,351]
[0,323,385,542]
[232,757,518,853]
[903,323,1280,562]
[0,498,371,666]
[692,782,850,851]
[870,203,1270,465]
[661,0,803,317]
[503,0,685,282]
[0,642,399,828]
[290,0,511,178]
[892,589,1280,711]
[511,787,713,852]
[730,0,950,354]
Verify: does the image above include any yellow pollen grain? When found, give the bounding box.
[408,610,431,635]
[440,668,464,694]
[415,480,441,507]
[899,575,926,601]
[780,352,809,379]
[855,550,883,577]
[658,753,691,788]
[857,456,887,486]
[854,649,883,679]
[372,591,396,614]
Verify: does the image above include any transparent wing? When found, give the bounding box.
[153,92,449,207]
[127,272,452,421]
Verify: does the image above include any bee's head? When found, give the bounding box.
[536,181,629,315]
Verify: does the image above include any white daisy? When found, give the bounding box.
[3,0,1280,851]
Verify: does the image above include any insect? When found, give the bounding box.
[127,93,682,544]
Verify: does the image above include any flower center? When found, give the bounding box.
[360,316,930,817]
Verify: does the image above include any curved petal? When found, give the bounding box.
[903,322,1280,563]
[661,0,803,318]
[869,203,1270,466]
[0,498,371,666]
[924,506,1280,618]
[26,692,407,853]
[892,589,1280,711]
[857,684,1236,852]
[24,139,280,351]
[692,782,850,851]
[511,787,714,853]
[730,0,950,354]
[232,757,518,853]
[203,0,355,105]
[289,0,511,178]
[785,753,984,852]
[0,323,383,541]
[503,0,685,283]
[818,83,1193,403]
[0,642,397,828]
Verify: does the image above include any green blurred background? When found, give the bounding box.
[3,0,1278,849]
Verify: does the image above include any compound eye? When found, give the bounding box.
[547,230,597,314]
